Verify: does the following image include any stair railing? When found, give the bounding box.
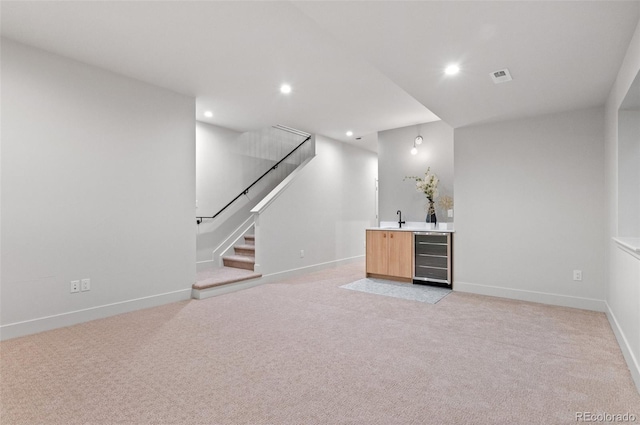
[197,130,312,225]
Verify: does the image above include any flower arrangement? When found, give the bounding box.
[404,168,439,202]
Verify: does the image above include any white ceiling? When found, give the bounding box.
[2,1,639,151]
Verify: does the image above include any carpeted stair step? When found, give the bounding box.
[234,244,255,256]
[244,234,255,245]
[193,266,262,291]
[223,254,255,271]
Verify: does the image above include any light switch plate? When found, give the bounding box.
[81,278,91,291]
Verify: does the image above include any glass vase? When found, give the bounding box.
[426,199,437,227]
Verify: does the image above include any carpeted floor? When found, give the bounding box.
[1,261,638,424]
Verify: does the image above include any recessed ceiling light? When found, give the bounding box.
[280,84,292,94]
[445,64,460,75]
[346,131,353,137]
[204,111,213,118]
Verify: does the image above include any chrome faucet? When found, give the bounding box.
[397,210,406,228]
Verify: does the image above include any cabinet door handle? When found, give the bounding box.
[383,233,386,238]
[390,233,393,238]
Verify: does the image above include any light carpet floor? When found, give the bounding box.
[1,261,639,424]
[341,278,451,304]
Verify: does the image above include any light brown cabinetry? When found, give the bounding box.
[366,230,388,275]
[366,230,413,281]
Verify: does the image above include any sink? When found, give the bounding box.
[378,225,421,231]
[376,222,452,231]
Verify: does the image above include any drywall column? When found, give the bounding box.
[0,39,195,339]
[604,17,640,392]
[454,108,606,311]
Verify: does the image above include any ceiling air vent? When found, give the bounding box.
[491,68,512,84]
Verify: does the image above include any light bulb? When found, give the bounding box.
[411,146,418,155]
[445,64,460,75]
[280,84,292,94]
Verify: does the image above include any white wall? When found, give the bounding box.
[255,135,377,276]
[617,109,640,238]
[378,121,454,223]
[196,122,243,222]
[454,108,606,311]
[604,17,640,391]
[196,122,246,265]
[0,39,196,339]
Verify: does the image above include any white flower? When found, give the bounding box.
[404,167,439,201]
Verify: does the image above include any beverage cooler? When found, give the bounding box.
[413,232,452,286]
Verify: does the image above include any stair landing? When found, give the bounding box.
[194,267,261,291]
[192,233,260,299]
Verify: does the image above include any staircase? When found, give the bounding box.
[192,234,262,299]
[194,126,314,300]
[222,235,256,270]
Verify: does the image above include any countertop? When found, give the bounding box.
[368,221,455,233]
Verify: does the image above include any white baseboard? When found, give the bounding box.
[192,255,364,300]
[0,289,192,341]
[454,281,607,312]
[196,259,215,273]
[260,255,364,284]
[605,302,640,393]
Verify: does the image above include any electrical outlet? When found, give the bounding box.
[70,280,80,293]
[573,270,583,281]
[300,249,305,258]
[81,278,91,292]
[447,209,454,218]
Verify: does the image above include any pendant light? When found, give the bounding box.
[411,124,422,155]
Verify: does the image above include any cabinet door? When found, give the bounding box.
[388,231,413,278]
[366,230,388,275]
